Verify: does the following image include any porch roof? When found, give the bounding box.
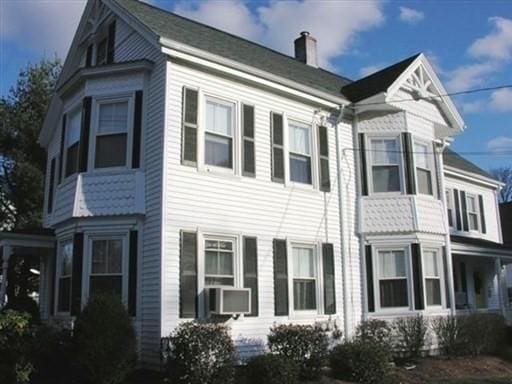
[451,235,512,259]
[0,228,55,249]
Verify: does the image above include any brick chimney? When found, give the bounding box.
[294,31,318,67]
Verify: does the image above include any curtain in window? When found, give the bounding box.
[205,100,233,168]
[206,101,232,136]
[98,102,128,134]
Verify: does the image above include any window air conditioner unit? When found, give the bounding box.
[208,287,251,315]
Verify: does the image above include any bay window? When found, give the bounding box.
[95,100,129,168]
[414,141,433,195]
[377,249,408,308]
[90,238,123,298]
[288,122,312,184]
[423,250,442,306]
[292,245,317,311]
[204,97,234,169]
[370,138,401,193]
[57,240,73,313]
[466,194,479,231]
[65,109,81,177]
[204,238,235,286]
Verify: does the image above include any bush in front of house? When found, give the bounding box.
[166,321,236,384]
[355,319,393,350]
[244,354,299,384]
[329,340,393,384]
[432,315,467,357]
[0,309,34,384]
[463,313,506,356]
[73,294,137,384]
[392,314,428,362]
[267,324,328,381]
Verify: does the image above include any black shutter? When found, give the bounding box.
[181,88,198,165]
[128,230,138,317]
[242,104,256,177]
[432,143,441,199]
[365,245,374,312]
[50,243,57,316]
[47,158,56,213]
[180,231,198,318]
[107,20,116,64]
[59,115,66,183]
[271,112,285,183]
[402,132,416,195]
[71,233,84,316]
[479,195,487,234]
[358,133,368,196]
[85,44,93,67]
[273,239,288,316]
[461,190,469,231]
[442,247,451,309]
[454,189,462,230]
[318,126,330,192]
[243,237,258,316]
[411,243,424,310]
[322,243,336,314]
[132,90,143,168]
[78,97,91,173]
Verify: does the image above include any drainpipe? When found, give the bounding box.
[335,105,352,339]
[437,140,456,315]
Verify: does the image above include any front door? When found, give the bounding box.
[473,271,487,309]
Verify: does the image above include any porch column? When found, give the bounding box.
[496,257,506,317]
[0,244,12,308]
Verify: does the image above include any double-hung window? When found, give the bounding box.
[423,249,442,306]
[65,109,81,177]
[288,122,312,184]
[445,189,455,228]
[204,238,235,286]
[204,97,234,169]
[370,138,401,193]
[95,100,129,169]
[292,245,317,311]
[466,194,479,231]
[90,238,123,298]
[57,240,73,313]
[414,141,433,195]
[377,249,408,308]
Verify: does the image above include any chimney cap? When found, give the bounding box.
[300,31,310,37]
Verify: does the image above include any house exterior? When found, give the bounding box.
[1,0,512,367]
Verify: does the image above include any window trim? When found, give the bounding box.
[366,134,404,195]
[372,244,412,313]
[89,95,134,172]
[466,193,480,233]
[203,236,236,287]
[413,139,435,196]
[421,246,445,309]
[63,105,82,180]
[55,238,73,315]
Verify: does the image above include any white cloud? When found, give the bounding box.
[458,99,485,114]
[445,61,499,92]
[489,88,512,112]
[1,0,86,59]
[174,0,385,69]
[469,17,512,61]
[359,63,386,77]
[487,136,512,154]
[399,7,424,25]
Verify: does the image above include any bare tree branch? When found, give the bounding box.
[491,167,512,203]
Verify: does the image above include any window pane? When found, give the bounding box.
[372,166,400,192]
[467,196,477,212]
[414,142,429,169]
[469,213,479,230]
[293,247,314,278]
[205,133,232,168]
[90,275,122,298]
[67,111,81,147]
[95,133,127,168]
[289,124,310,155]
[379,250,406,278]
[423,251,439,277]
[380,279,408,307]
[371,139,398,164]
[426,278,441,306]
[98,102,128,134]
[293,279,316,310]
[61,241,73,277]
[290,154,312,184]
[206,100,232,136]
[417,168,433,195]
[92,239,122,274]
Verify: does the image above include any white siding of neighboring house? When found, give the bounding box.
[160,58,360,356]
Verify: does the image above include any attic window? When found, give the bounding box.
[96,37,108,66]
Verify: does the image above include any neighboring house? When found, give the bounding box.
[499,202,512,299]
[1,0,511,367]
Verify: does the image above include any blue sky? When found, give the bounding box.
[1,0,511,171]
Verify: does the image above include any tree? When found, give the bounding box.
[0,58,61,230]
[490,167,512,203]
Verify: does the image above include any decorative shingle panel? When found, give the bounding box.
[357,111,406,133]
[414,196,447,235]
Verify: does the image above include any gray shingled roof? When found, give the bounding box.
[115,0,351,98]
[443,147,493,179]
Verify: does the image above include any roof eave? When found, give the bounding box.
[444,166,503,188]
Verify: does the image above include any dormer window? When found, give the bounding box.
[369,137,401,193]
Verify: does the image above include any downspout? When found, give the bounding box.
[437,139,457,315]
[335,105,351,339]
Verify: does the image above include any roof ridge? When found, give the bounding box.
[117,0,352,83]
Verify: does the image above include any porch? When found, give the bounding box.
[0,229,55,319]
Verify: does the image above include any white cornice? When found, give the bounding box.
[444,166,503,189]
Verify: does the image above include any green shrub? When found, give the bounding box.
[393,314,428,361]
[244,354,298,384]
[355,319,393,349]
[0,309,34,384]
[432,315,467,356]
[166,322,236,384]
[73,294,137,384]
[464,313,505,356]
[267,324,328,381]
[329,341,392,384]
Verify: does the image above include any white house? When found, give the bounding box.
[1,0,511,367]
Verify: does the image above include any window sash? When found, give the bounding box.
[91,239,123,275]
[466,195,480,231]
[205,99,234,137]
[370,138,399,165]
[205,132,233,169]
[290,245,318,311]
[204,238,235,287]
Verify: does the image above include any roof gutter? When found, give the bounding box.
[160,38,350,109]
[444,167,503,188]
